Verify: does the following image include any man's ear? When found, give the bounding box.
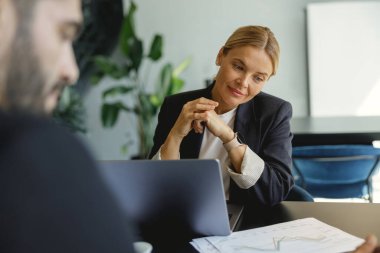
[215,47,224,66]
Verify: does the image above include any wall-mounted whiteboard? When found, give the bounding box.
[307,1,380,117]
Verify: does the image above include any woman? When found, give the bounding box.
[149,26,293,207]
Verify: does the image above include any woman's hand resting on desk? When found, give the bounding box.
[354,235,380,253]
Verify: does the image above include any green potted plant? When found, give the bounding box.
[53,86,86,134]
[91,1,190,158]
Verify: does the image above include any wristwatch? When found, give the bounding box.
[223,132,244,152]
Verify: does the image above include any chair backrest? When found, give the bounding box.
[292,145,380,201]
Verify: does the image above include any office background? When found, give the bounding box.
[79,0,380,160]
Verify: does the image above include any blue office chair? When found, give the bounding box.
[292,145,380,202]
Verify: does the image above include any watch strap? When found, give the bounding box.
[223,132,244,152]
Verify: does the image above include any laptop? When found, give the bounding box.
[97,159,244,239]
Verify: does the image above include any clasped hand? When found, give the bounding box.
[170,97,234,143]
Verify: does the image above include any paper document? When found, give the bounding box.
[190,217,364,253]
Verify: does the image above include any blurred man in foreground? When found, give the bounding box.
[0,0,135,252]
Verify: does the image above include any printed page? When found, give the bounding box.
[191,217,364,253]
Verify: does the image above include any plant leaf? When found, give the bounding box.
[119,1,137,57]
[53,86,87,133]
[137,93,154,116]
[101,102,134,128]
[130,38,143,71]
[149,94,161,108]
[93,56,114,73]
[167,77,184,96]
[90,73,103,85]
[102,86,135,99]
[120,144,129,155]
[148,34,163,61]
[101,103,121,127]
[172,57,191,77]
[160,63,172,91]
[93,56,124,79]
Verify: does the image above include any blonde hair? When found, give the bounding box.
[223,26,280,76]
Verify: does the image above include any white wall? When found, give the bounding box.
[83,0,372,160]
[307,1,380,116]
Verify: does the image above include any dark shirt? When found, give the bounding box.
[0,111,135,253]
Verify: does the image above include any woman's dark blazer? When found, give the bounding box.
[149,85,294,207]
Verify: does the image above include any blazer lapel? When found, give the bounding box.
[181,131,204,159]
[234,98,261,153]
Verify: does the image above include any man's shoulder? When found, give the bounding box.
[0,111,68,138]
[0,111,85,156]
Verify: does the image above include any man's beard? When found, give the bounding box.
[4,22,49,115]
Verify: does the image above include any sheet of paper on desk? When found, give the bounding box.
[190,217,364,253]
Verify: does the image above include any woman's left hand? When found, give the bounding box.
[203,110,235,143]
